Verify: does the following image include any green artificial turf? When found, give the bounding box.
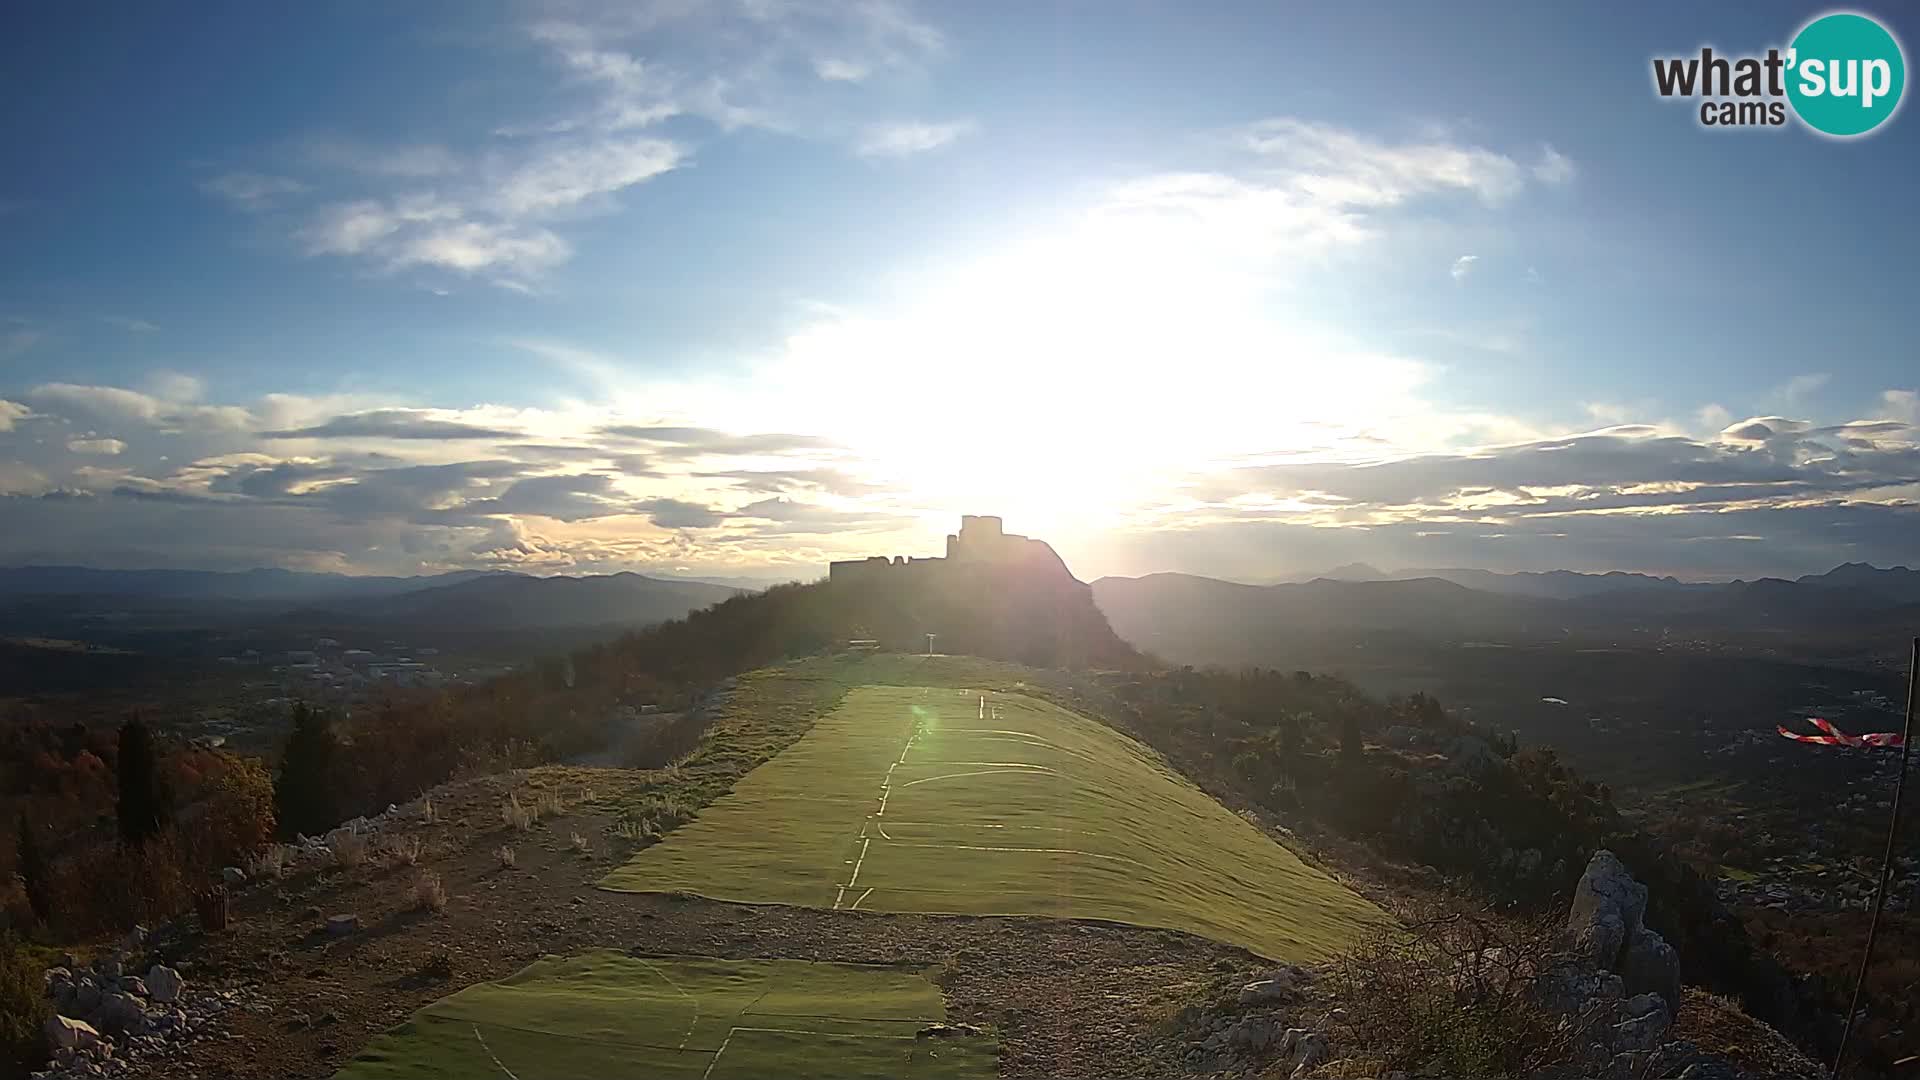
[334,952,993,1080]
[601,685,1391,960]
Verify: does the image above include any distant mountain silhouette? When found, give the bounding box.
[305,572,739,630]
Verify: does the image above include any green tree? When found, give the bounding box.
[116,719,167,847]
[275,703,339,839]
[14,815,50,926]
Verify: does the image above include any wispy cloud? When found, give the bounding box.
[1775,372,1830,403]
[67,438,126,456]
[1450,254,1479,281]
[199,171,309,211]
[103,316,160,334]
[856,119,974,158]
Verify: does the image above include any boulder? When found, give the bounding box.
[325,913,360,937]
[44,1014,102,1052]
[222,866,248,888]
[94,989,149,1035]
[71,973,103,1016]
[146,965,184,1004]
[1289,1030,1330,1076]
[1620,929,1681,1013]
[1225,1014,1280,1053]
[1567,850,1647,969]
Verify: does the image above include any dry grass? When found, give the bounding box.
[535,789,566,820]
[413,870,448,913]
[248,844,292,880]
[419,795,437,825]
[501,794,536,832]
[390,838,423,868]
[329,828,369,870]
[493,844,517,869]
[569,832,591,855]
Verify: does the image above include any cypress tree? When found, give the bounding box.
[116,719,166,846]
[274,703,339,838]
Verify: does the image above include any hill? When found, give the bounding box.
[297,571,740,631]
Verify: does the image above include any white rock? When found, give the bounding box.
[45,1014,102,1051]
[145,966,184,1004]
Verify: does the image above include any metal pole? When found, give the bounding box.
[1832,637,1920,1077]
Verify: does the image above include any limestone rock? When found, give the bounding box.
[146,965,184,1004]
[1620,928,1681,1014]
[1567,850,1647,969]
[45,1014,102,1051]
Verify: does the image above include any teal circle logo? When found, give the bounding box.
[1786,12,1906,137]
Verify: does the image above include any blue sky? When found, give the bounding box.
[2,1,1916,581]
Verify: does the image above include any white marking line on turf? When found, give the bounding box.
[898,766,1058,788]
[638,958,702,1050]
[471,1024,522,1080]
[705,1024,919,1076]
[839,708,919,906]
[850,886,875,910]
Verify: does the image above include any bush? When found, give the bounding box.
[413,870,448,913]
[0,933,49,1076]
[1328,907,1586,1076]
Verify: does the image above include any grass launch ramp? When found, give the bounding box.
[602,685,1389,960]
[333,952,994,1079]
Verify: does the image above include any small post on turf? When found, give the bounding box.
[925,632,936,656]
[1832,636,1920,1078]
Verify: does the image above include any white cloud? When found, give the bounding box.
[490,137,683,216]
[1533,145,1576,185]
[199,172,309,211]
[1883,389,1919,423]
[814,57,869,82]
[298,136,463,177]
[67,438,127,456]
[0,400,31,431]
[856,120,975,158]
[1093,120,1578,272]
[104,316,160,333]
[1776,372,1830,402]
[1450,254,1479,281]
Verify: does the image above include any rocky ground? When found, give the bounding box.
[30,764,1832,1080]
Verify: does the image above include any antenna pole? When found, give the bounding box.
[1832,637,1920,1077]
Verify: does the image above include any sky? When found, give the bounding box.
[2,1,1917,584]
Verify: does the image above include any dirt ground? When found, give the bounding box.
[148,765,1258,1080]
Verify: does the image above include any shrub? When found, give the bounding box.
[501,794,535,832]
[569,832,590,855]
[1327,907,1585,1076]
[535,789,566,820]
[0,933,49,1076]
[493,844,516,869]
[418,949,455,980]
[391,837,423,867]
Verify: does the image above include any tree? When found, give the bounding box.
[1340,713,1363,767]
[14,814,50,926]
[116,719,167,847]
[275,703,339,839]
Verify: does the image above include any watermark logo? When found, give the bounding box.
[1652,10,1906,137]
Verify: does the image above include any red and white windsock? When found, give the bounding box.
[1778,716,1906,749]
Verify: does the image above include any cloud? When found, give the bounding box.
[597,425,838,458]
[1880,389,1918,423]
[199,172,309,211]
[264,409,523,441]
[0,329,42,359]
[633,497,725,529]
[1450,254,1479,281]
[856,119,974,158]
[104,316,160,334]
[1090,120,1575,269]
[814,57,870,82]
[1776,372,1830,402]
[67,438,126,456]
[297,136,463,177]
[490,136,683,215]
[1533,145,1576,184]
[0,400,30,431]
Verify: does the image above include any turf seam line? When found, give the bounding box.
[470,1023,522,1080]
[425,1014,701,1054]
[638,957,702,1050]
[898,766,1058,788]
[850,886,875,910]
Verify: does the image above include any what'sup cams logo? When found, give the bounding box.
[1652,10,1906,137]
